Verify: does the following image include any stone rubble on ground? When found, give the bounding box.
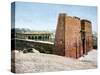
[32,48,40,53]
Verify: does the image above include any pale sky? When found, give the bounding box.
[11,2,97,32]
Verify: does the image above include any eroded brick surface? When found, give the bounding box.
[54,13,92,58]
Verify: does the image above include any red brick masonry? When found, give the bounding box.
[54,13,92,58]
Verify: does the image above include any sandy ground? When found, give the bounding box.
[79,49,97,65]
[11,50,97,73]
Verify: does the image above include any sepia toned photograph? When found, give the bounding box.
[11,2,98,73]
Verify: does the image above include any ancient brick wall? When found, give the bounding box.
[54,13,92,58]
[65,16,82,58]
[54,13,66,56]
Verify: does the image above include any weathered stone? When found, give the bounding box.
[54,13,92,58]
[32,48,40,53]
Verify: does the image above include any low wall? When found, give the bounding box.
[11,38,54,54]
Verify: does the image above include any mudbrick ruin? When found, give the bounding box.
[54,13,92,58]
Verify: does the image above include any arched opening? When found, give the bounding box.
[47,35,49,39]
[28,36,31,39]
[32,36,34,40]
[38,36,42,40]
[45,35,49,40]
[34,36,37,40]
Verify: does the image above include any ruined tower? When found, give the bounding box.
[54,13,92,58]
